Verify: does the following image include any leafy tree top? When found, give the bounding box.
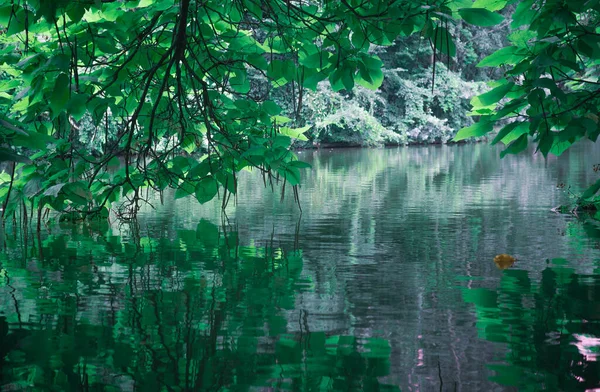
[454,0,600,159]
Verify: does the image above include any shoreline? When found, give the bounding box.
[293,139,478,150]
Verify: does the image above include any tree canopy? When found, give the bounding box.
[454,0,600,159]
[0,0,598,221]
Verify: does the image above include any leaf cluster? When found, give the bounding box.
[455,0,600,160]
[0,0,509,220]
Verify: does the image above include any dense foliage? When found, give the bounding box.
[453,0,600,208]
[0,0,513,221]
[455,0,600,156]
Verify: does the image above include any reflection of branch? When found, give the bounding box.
[1,162,16,220]
[438,359,443,392]
[294,213,301,250]
[4,268,23,328]
[150,292,180,384]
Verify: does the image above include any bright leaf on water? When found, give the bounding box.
[580,178,600,201]
[493,254,516,270]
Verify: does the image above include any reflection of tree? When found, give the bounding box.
[0,220,396,391]
[462,264,600,391]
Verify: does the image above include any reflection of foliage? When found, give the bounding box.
[462,262,600,391]
[556,167,600,217]
[0,220,395,391]
[266,334,398,391]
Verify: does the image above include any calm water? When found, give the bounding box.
[2,142,600,391]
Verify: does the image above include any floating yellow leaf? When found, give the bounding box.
[494,254,516,270]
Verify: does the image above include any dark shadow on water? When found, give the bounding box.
[0,220,398,391]
[2,142,600,391]
[462,259,600,391]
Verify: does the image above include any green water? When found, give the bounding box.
[2,143,600,391]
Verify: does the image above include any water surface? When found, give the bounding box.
[2,142,600,391]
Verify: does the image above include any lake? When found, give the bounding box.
[2,142,600,391]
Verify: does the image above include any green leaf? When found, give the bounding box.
[44,183,66,197]
[0,148,31,163]
[267,59,295,86]
[361,55,383,71]
[549,138,572,156]
[288,160,312,169]
[459,8,504,26]
[351,29,368,51]
[230,70,250,93]
[342,67,355,91]
[272,115,292,124]
[537,132,555,157]
[302,68,328,90]
[23,174,42,198]
[182,134,198,154]
[195,177,218,204]
[581,178,600,201]
[67,93,88,121]
[500,133,528,158]
[247,53,268,70]
[477,47,523,67]
[262,100,281,115]
[66,3,85,23]
[356,68,384,90]
[492,122,517,145]
[557,124,583,142]
[453,119,493,141]
[357,54,384,89]
[284,166,301,186]
[329,68,345,92]
[472,0,508,11]
[175,181,195,199]
[511,0,535,28]
[299,51,329,69]
[229,34,265,54]
[50,73,70,117]
[64,181,93,204]
[432,25,456,57]
[471,82,514,107]
[493,122,528,145]
[215,171,236,194]
[279,125,310,141]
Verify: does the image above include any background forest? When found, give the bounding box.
[277,19,508,146]
[57,13,512,149]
